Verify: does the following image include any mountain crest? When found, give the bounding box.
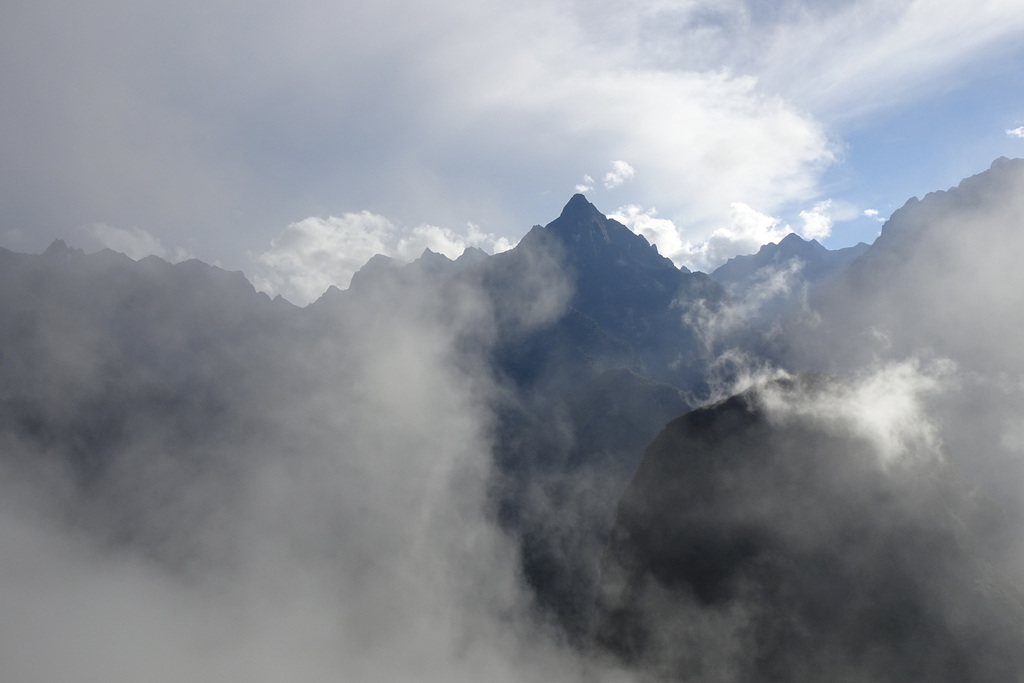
[557,193,605,222]
[543,195,683,274]
[42,239,85,259]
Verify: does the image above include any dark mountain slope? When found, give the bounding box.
[512,194,722,389]
[593,378,1024,681]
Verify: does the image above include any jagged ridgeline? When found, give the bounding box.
[3,158,1024,680]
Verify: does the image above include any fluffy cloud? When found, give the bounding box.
[250,212,514,305]
[609,204,684,257]
[797,200,833,240]
[603,160,635,189]
[689,202,792,272]
[613,202,794,273]
[1007,126,1024,138]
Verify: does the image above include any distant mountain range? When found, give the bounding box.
[711,231,869,287]
[3,158,1024,679]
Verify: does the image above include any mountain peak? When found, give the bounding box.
[556,193,606,223]
[778,232,807,247]
[42,239,85,259]
[538,195,685,276]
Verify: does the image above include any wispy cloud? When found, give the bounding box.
[1007,126,1024,138]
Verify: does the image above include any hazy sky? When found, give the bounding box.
[3,0,1024,298]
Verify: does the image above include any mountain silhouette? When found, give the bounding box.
[593,378,1024,681]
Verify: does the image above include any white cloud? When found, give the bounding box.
[251,213,515,305]
[798,200,833,240]
[574,174,594,194]
[759,358,953,465]
[1007,126,1024,138]
[6,0,1023,272]
[603,160,635,189]
[863,208,886,223]
[613,201,797,273]
[609,204,684,257]
[394,222,512,261]
[746,0,1024,118]
[250,212,392,306]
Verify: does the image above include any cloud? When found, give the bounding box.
[87,223,192,262]
[609,204,684,257]
[613,202,797,273]
[759,358,952,465]
[741,0,1024,117]
[250,212,515,305]
[0,243,600,682]
[0,0,839,269]
[575,174,595,193]
[3,0,1024,280]
[249,212,394,305]
[863,207,886,223]
[594,359,1024,679]
[1007,126,1024,138]
[603,160,635,189]
[797,199,833,240]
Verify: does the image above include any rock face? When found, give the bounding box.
[593,378,1024,682]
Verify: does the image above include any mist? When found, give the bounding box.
[4,159,1024,681]
[590,158,1024,680]
[0,244,627,682]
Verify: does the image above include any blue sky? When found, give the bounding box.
[817,42,1024,249]
[2,0,1024,303]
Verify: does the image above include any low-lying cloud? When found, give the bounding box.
[0,244,620,682]
[250,212,514,305]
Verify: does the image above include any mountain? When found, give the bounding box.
[0,242,305,561]
[6,163,1024,679]
[475,194,723,632]
[500,193,723,390]
[589,157,1024,676]
[0,196,726,640]
[593,377,1024,681]
[797,156,1024,374]
[711,232,869,287]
